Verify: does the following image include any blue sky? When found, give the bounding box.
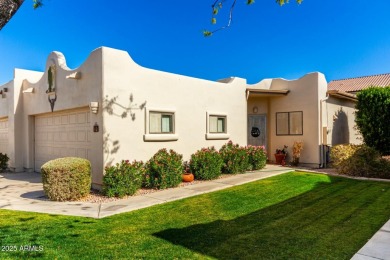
[1,0,390,85]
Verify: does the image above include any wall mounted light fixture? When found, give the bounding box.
[90,102,99,114]
[48,93,57,112]
[253,106,258,114]
[93,122,99,132]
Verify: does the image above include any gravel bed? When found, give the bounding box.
[77,174,234,203]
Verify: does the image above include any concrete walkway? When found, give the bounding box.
[0,164,292,218]
[351,220,390,260]
[1,165,389,260]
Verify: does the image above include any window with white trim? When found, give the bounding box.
[209,115,226,133]
[149,112,174,134]
[206,112,230,140]
[144,108,178,142]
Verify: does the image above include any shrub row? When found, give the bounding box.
[330,144,390,179]
[190,142,267,180]
[103,141,268,197]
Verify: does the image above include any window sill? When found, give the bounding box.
[144,134,179,142]
[205,133,230,140]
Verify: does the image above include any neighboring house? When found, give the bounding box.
[327,73,390,147]
[0,46,368,188]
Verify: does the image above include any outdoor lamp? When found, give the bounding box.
[90,102,99,114]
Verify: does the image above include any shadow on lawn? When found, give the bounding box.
[154,175,390,259]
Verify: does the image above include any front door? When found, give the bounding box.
[248,115,266,147]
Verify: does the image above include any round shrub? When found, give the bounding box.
[145,149,183,189]
[103,160,144,198]
[219,141,250,174]
[41,157,91,201]
[190,146,223,180]
[246,145,267,171]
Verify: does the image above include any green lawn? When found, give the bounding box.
[1,171,390,259]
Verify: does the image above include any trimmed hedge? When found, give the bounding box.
[41,157,91,201]
[190,146,223,180]
[103,160,144,198]
[145,149,183,189]
[355,87,390,155]
[330,144,390,179]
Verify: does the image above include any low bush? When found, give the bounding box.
[0,153,9,172]
[246,145,267,171]
[330,144,359,169]
[41,157,91,201]
[103,160,145,198]
[190,147,223,180]
[219,141,249,174]
[145,149,183,189]
[330,144,390,179]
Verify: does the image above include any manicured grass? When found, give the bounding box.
[1,171,390,259]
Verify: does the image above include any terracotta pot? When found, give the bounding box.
[182,173,194,182]
[274,153,286,165]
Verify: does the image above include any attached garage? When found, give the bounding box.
[0,117,8,155]
[34,108,92,172]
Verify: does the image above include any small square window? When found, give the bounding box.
[150,112,174,134]
[209,115,226,133]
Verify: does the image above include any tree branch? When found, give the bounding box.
[204,0,302,37]
[0,0,24,30]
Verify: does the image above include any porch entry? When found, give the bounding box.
[248,115,266,147]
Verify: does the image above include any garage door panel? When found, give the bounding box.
[35,109,91,172]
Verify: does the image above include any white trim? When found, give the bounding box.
[205,133,230,140]
[206,112,229,140]
[144,107,178,142]
[144,134,179,141]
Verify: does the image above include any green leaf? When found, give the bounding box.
[213,8,219,15]
[247,0,255,5]
[211,18,217,24]
[202,30,213,37]
[33,0,43,9]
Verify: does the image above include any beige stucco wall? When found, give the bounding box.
[325,96,362,146]
[0,70,43,171]
[248,73,328,166]
[101,48,247,184]
[19,50,104,184]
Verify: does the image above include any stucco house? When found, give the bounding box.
[0,47,362,188]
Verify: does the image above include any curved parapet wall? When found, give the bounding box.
[248,72,327,91]
[46,51,71,72]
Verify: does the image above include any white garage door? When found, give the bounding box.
[34,108,91,172]
[0,118,8,155]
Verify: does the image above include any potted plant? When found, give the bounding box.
[275,145,288,165]
[291,141,304,166]
[182,161,194,182]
